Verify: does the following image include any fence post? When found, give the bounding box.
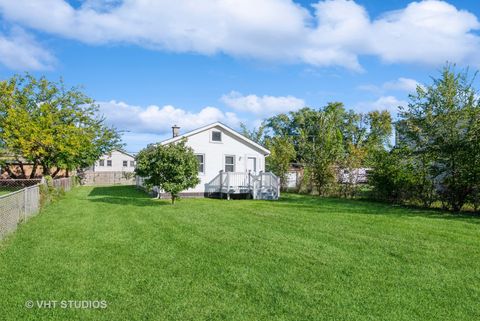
[226,172,230,200]
[277,176,281,199]
[259,171,263,190]
[23,188,27,220]
[249,170,255,199]
[219,170,224,197]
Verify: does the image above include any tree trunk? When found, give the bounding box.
[42,162,50,176]
[4,166,18,179]
[17,161,27,178]
[29,161,38,179]
[51,167,61,178]
[171,195,175,205]
[66,169,69,178]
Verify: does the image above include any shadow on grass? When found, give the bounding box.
[85,187,480,223]
[87,185,169,207]
[88,185,148,197]
[277,193,480,224]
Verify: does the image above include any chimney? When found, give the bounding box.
[172,125,180,138]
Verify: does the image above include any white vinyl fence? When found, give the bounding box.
[0,177,75,240]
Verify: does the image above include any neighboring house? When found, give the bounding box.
[150,122,279,199]
[92,150,136,172]
[283,164,370,191]
[80,149,136,186]
[0,151,69,179]
[285,163,304,189]
[338,168,371,184]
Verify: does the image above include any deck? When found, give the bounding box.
[205,171,280,200]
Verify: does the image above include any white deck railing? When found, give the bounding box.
[205,171,280,200]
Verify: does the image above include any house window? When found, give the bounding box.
[99,160,105,166]
[196,154,205,173]
[107,160,112,167]
[130,161,135,167]
[225,155,235,172]
[212,130,222,142]
[123,160,128,167]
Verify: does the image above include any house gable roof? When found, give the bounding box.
[160,122,270,155]
[109,149,135,159]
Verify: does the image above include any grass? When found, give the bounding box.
[0,186,479,321]
[0,187,21,196]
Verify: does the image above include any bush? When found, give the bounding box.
[39,176,65,207]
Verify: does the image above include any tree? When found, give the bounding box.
[0,74,121,178]
[265,136,296,189]
[300,107,344,195]
[135,140,200,204]
[261,103,392,197]
[338,110,392,197]
[368,148,417,203]
[398,64,480,211]
[240,122,266,145]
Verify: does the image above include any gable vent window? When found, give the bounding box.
[225,155,235,172]
[212,131,222,142]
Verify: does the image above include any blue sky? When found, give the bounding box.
[0,0,479,153]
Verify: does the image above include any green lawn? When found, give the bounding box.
[1,186,479,321]
[0,187,21,196]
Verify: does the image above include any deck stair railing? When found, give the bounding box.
[205,170,279,200]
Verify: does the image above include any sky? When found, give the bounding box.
[0,0,479,153]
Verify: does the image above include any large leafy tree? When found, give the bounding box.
[338,109,392,197]
[0,74,120,177]
[263,107,321,162]
[368,147,418,203]
[0,74,121,178]
[261,103,392,196]
[398,65,480,211]
[299,106,344,195]
[135,140,200,204]
[240,122,266,145]
[241,122,297,189]
[265,136,296,189]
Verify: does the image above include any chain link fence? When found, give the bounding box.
[0,177,75,240]
[0,179,42,195]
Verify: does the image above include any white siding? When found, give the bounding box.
[93,150,136,172]
[180,125,266,193]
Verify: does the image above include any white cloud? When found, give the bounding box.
[370,1,480,66]
[0,0,478,70]
[221,91,305,116]
[359,77,421,94]
[357,84,383,94]
[98,100,241,136]
[383,78,420,92]
[0,27,54,70]
[355,96,408,114]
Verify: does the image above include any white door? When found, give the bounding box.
[247,157,257,173]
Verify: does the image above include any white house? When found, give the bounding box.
[150,122,279,199]
[93,149,136,172]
